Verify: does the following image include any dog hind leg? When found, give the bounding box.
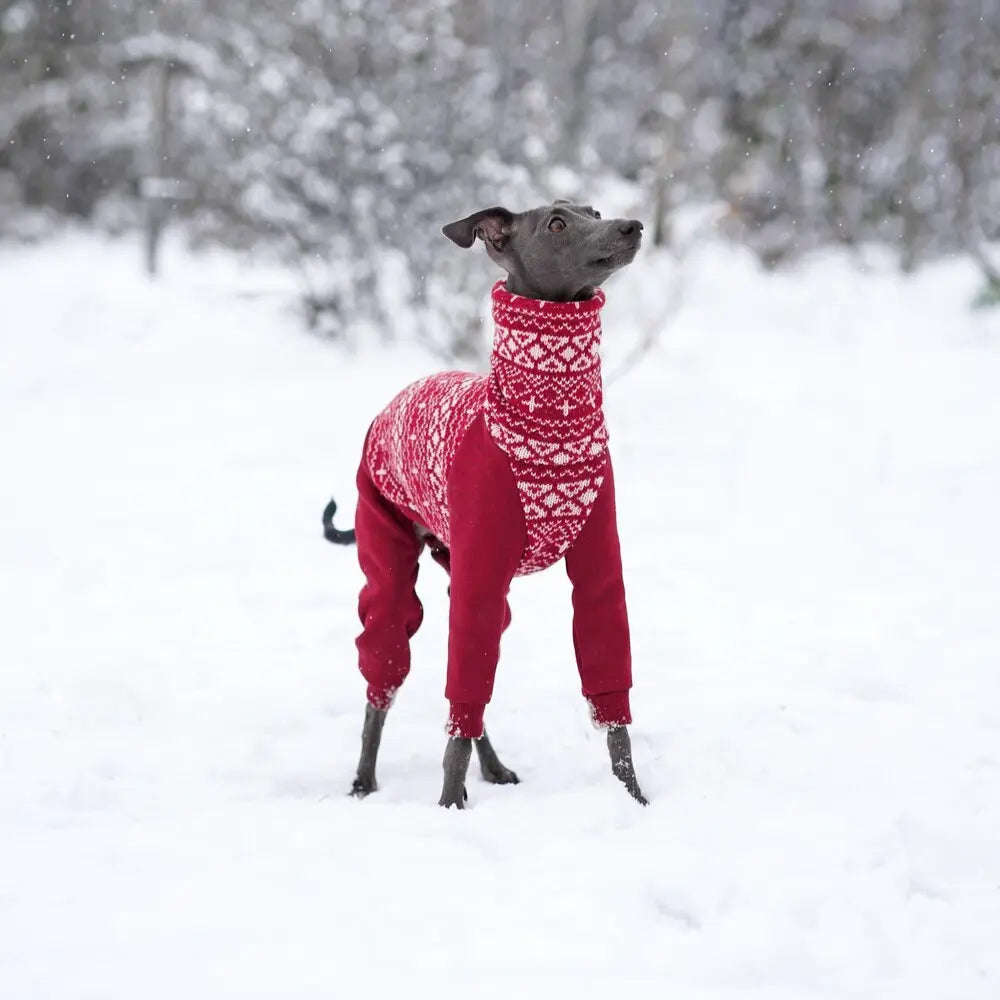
[350,464,425,796]
[350,703,387,798]
[474,731,519,785]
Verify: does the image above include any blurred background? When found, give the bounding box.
[2,0,1000,349]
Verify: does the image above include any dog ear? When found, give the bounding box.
[442,207,514,250]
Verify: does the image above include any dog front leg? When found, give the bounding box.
[438,737,472,808]
[607,725,648,805]
[438,730,519,807]
[424,541,519,788]
[564,459,648,805]
[438,422,525,808]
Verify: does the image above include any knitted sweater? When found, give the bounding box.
[359,281,632,737]
[367,281,609,572]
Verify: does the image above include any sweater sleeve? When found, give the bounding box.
[563,456,633,727]
[444,416,525,738]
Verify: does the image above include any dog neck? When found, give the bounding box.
[485,279,607,449]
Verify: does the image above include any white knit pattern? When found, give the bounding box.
[366,372,485,544]
[486,282,608,573]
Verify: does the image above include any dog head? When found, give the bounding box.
[442,201,643,302]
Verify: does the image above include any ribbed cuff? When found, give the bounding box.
[446,701,486,739]
[587,690,632,729]
[366,684,397,711]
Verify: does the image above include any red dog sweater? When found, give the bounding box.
[356,280,632,737]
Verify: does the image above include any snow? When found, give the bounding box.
[1,232,999,998]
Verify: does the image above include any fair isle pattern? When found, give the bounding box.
[365,281,608,576]
[486,280,608,574]
[366,371,485,544]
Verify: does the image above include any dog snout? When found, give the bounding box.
[618,220,643,238]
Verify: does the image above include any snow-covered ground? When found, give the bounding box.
[1,232,999,998]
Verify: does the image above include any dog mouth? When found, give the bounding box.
[590,244,639,269]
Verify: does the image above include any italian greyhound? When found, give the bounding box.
[324,201,647,808]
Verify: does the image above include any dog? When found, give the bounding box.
[324,201,647,808]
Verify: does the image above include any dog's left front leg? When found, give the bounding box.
[564,458,648,805]
[607,725,648,806]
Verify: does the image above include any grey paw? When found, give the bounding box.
[438,786,469,809]
[480,763,520,785]
[607,725,649,805]
[349,776,377,798]
[626,784,650,806]
[611,766,648,805]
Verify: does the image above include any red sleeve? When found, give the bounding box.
[563,457,633,727]
[443,416,525,738]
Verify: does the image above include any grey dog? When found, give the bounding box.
[324,201,648,808]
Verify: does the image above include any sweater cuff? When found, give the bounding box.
[446,702,486,739]
[587,690,632,729]
[366,683,398,711]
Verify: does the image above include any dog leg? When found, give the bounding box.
[426,542,518,789]
[349,703,387,797]
[438,737,472,808]
[350,463,426,800]
[607,725,648,805]
[474,730,519,785]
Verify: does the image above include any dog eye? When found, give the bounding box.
[548,218,566,233]
[593,211,602,219]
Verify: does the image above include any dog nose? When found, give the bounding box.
[619,220,643,236]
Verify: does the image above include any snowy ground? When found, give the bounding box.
[1,232,999,998]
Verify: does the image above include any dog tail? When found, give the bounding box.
[322,497,357,545]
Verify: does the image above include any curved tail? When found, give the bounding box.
[322,497,357,545]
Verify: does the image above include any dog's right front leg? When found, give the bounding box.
[436,420,525,809]
[350,702,387,797]
[438,737,473,808]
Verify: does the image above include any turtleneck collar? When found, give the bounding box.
[487,279,606,426]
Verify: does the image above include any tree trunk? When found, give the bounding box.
[144,57,171,277]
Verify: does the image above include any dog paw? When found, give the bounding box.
[629,786,650,807]
[481,763,520,785]
[613,771,648,805]
[438,786,469,809]
[349,777,377,798]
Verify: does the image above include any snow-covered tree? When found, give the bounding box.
[4,0,1000,336]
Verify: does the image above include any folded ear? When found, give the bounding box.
[441,207,515,249]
